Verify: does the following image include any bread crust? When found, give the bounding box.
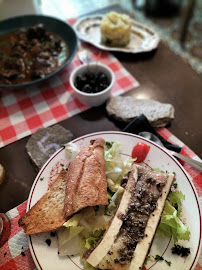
[18,169,68,235]
[64,138,108,218]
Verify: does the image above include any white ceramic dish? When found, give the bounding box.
[74,15,160,53]
[27,131,201,270]
[69,62,115,107]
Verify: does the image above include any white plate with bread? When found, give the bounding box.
[22,131,201,270]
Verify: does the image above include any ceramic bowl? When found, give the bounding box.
[69,62,115,107]
[0,15,78,89]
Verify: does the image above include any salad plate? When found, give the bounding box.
[27,131,201,270]
[74,15,160,54]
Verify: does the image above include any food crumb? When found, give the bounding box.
[21,251,26,256]
[50,231,56,237]
[45,239,51,246]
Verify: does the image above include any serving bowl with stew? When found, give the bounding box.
[0,15,78,88]
[70,62,115,107]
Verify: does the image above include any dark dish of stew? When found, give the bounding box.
[0,24,69,85]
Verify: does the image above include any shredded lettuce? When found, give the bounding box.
[104,141,124,183]
[85,230,105,249]
[106,186,124,216]
[107,178,120,192]
[104,141,121,161]
[58,214,84,255]
[57,226,84,255]
[157,197,190,243]
[104,141,135,185]
[167,191,185,216]
[63,213,82,227]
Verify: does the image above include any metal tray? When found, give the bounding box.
[74,15,160,53]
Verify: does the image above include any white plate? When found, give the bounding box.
[74,15,160,53]
[27,131,201,270]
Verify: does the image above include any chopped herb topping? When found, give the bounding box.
[171,244,190,257]
[173,182,178,189]
[65,168,68,171]
[145,255,171,267]
[4,252,7,257]
[40,177,44,181]
[45,239,51,246]
[153,168,165,173]
[155,255,164,261]
[105,141,114,148]
[165,259,172,266]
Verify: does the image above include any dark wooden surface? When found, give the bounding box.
[0,5,202,213]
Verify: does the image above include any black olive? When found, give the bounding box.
[97,72,108,83]
[82,84,92,93]
[85,71,95,81]
[75,71,110,93]
[75,74,87,89]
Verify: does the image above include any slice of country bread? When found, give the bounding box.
[106,96,175,127]
[18,169,68,235]
[64,138,108,218]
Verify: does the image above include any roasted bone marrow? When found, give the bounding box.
[85,164,175,270]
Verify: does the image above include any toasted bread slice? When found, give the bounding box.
[64,138,108,218]
[18,169,68,235]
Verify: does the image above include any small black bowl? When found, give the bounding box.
[0,14,78,89]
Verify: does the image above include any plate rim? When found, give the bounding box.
[0,14,78,89]
[74,14,160,53]
[27,131,202,270]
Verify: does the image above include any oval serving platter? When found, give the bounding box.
[74,15,160,53]
[0,15,78,89]
[27,131,201,270]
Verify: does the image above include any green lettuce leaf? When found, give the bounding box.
[63,213,82,227]
[157,200,190,242]
[79,207,111,235]
[106,186,124,216]
[104,141,124,183]
[167,191,185,216]
[57,226,84,255]
[85,230,105,249]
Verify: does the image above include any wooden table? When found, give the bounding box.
[0,4,202,213]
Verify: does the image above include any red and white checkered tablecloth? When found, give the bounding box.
[0,18,139,148]
[0,128,202,270]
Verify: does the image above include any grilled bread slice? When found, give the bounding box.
[18,169,68,235]
[85,164,175,270]
[64,138,108,218]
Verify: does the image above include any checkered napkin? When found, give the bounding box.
[0,18,139,148]
[1,128,202,270]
